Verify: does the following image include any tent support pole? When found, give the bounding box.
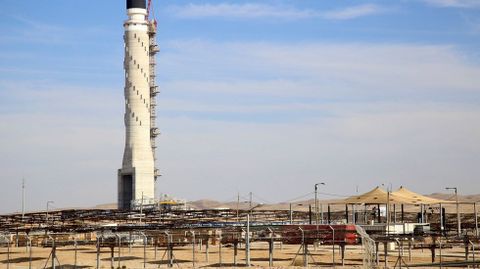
[401,204,404,223]
[475,202,478,237]
[328,204,331,224]
[345,204,349,223]
[377,204,381,224]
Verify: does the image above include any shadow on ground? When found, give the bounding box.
[0,251,20,255]
[44,265,91,269]
[58,247,92,251]
[82,250,113,254]
[1,257,45,263]
[148,259,191,265]
[202,263,250,267]
[101,256,142,261]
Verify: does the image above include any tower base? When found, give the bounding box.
[118,169,134,210]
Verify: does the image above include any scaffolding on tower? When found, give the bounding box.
[147,0,160,184]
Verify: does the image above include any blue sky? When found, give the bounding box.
[1,0,480,213]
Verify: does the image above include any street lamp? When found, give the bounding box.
[245,203,264,267]
[46,201,54,225]
[445,187,461,236]
[381,183,393,225]
[315,182,326,224]
[249,203,263,212]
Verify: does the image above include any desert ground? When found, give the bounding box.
[0,240,476,269]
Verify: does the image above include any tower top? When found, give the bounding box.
[127,0,146,9]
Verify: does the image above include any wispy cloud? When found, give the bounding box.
[158,40,480,98]
[423,0,480,8]
[169,3,315,19]
[168,3,386,20]
[1,15,112,46]
[7,16,69,44]
[322,4,385,20]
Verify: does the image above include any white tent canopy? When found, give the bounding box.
[342,186,453,205]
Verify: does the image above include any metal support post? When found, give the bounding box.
[353,204,356,224]
[340,244,345,266]
[167,234,174,268]
[469,241,475,266]
[4,235,11,269]
[321,203,324,224]
[394,239,404,269]
[289,203,293,224]
[475,203,478,237]
[386,196,390,233]
[439,203,443,233]
[408,240,412,262]
[49,235,56,269]
[154,237,157,260]
[393,204,396,223]
[269,238,274,267]
[315,185,318,224]
[234,242,238,266]
[246,214,251,267]
[115,234,121,269]
[74,237,78,269]
[315,182,325,224]
[27,235,32,269]
[401,204,404,223]
[439,237,443,269]
[377,205,381,223]
[345,204,349,223]
[420,204,424,223]
[465,240,470,261]
[299,227,307,267]
[191,231,196,267]
[129,232,132,253]
[206,237,210,262]
[446,187,461,236]
[303,242,308,267]
[384,242,388,269]
[309,205,312,224]
[96,237,100,269]
[164,231,173,268]
[268,227,274,267]
[218,234,222,267]
[456,192,461,236]
[140,232,147,268]
[364,204,368,223]
[110,246,115,269]
[329,225,335,268]
[15,230,18,248]
[328,204,331,224]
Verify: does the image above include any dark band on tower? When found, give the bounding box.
[127,0,146,9]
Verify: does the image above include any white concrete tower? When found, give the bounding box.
[118,0,157,210]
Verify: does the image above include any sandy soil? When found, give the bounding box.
[0,241,474,268]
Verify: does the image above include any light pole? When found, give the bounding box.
[21,178,25,220]
[46,201,54,226]
[245,203,264,267]
[381,183,393,224]
[246,214,250,267]
[315,182,326,224]
[446,187,461,236]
